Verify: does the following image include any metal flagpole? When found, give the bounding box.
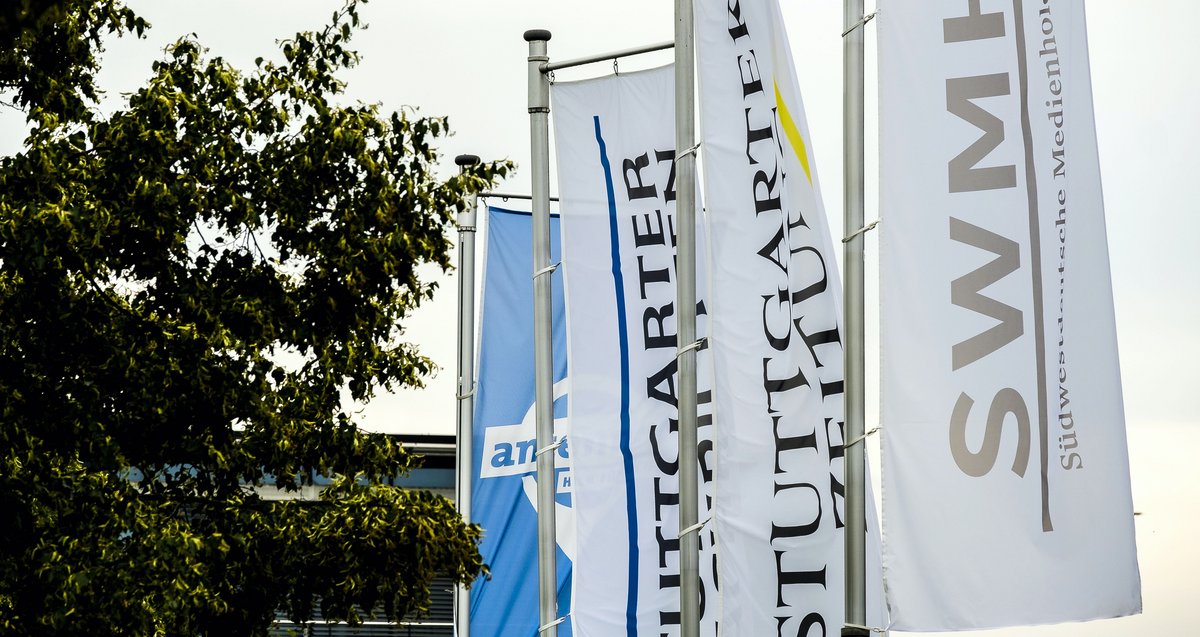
[524,28,559,637]
[453,153,481,637]
[674,0,700,635]
[509,34,675,637]
[842,1,868,636]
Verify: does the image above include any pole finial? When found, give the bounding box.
[455,154,481,168]
[523,28,552,42]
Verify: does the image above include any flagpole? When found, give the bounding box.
[674,0,700,635]
[842,1,869,635]
[453,154,480,637]
[525,28,560,637]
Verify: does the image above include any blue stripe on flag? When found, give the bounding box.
[593,115,639,637]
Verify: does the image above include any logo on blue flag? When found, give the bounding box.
[470,206,572,636]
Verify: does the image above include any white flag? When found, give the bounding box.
[553,66,720,637]
[878,0,1141,629]
[696,0,886,634]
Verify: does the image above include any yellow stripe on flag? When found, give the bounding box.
[774,81,812,185]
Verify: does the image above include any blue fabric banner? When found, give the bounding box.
[470,206,572,636]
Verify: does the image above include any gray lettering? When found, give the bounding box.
[946,73,1017,193]
[949,388,1031,478]
[949,217,1024,369]
[943,0,1006,43]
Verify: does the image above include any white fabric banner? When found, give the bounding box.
[878,0,1141,630]
[553,66,720,637]
[696,0,886,634]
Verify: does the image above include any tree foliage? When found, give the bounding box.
[0,1,508,634]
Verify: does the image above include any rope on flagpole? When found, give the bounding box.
[532,263,560,279]
[843,220,879,243]
[843,622,890,634]
[676,337,707,360]
[539,615,569,633]
[679,516,711,539]
[675,141,702,163]
[841,11,878,38]
[535,439,563,458]
[845,427,880,449]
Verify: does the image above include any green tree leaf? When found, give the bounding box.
[0,1,508,635]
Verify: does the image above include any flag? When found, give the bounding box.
[696,0,887,633]
[470,206,573,636]
[553,65,720,637]
[878,0,1141,629]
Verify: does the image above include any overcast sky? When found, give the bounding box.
[3,1,1195,635]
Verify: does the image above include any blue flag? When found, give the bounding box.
[470,206,572,636]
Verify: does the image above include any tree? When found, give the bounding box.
[0,1,508,634]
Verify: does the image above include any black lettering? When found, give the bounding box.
[643,304,676,350]
[762,290,791,352]
[653,477,679,522]
[727,0,748,41]
[777,612,827,637]
[623,153,658,200]
[771,482,822,539]
[632,209,667,248]
[789,246,829,306]
[793,320,840,369]
[738,49,764,97]
[773,414,818,474]
[825,418,846,529]
[753,166,782,214]
[654,149,678,204]
[773,554,825,607]
[647,359,678,407]
[638,255,671,301]
[762,358,808,413]
[649,421,679,476]
[745,106,777,165]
